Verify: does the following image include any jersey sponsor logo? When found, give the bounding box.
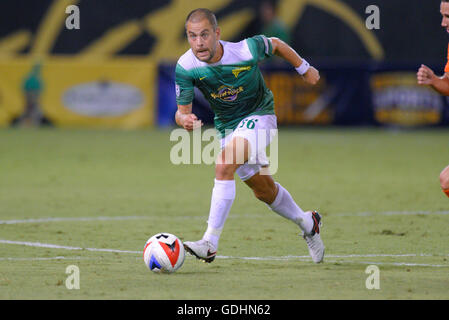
[232,66,251,78]
[175,83,180,97]
[210,85,244,101]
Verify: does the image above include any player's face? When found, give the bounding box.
[441,2,449,32]
[186,19,220,63]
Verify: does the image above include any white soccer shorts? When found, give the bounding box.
[220,114,277,181]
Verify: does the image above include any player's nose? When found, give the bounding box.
[193,36,203,46]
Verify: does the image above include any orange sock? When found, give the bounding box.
[444,189,449,198]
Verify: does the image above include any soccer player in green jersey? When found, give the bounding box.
[175,8,324,263]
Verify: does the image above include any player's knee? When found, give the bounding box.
[440,167,449,189]
[215,163,238,180]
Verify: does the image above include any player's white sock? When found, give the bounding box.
[268,182,313,233]
[202,179,236,249]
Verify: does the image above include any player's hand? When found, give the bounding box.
[417,64,436,85]
[302,66,320,85]
[181,113,203,131]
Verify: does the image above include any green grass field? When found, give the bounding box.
[1,127,448,300]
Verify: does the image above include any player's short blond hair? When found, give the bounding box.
[185,8,218,31]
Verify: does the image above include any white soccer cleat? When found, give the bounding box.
[183,239,217,263]
[302,211,325,263]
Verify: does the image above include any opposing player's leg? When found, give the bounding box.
[440,165,449,197]
[184,136,249,263]
[243,171,325,263]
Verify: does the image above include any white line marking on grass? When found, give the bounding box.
[0,240,140,254]
[0,256,97,261]
[1,239,448,268]
[0,216,148,225]
[332,210,449,217]
[217,253,440,260]
[1,210,448,225]
[217,255,449,268]
[217,253,448,261]
[325,260,449,268]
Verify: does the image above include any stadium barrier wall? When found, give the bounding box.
[157,61,449,128]
[0,57,155,128]
[1,1,448,129]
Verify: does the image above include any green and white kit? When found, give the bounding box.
[175,35,278,179]
[175,35,277,135]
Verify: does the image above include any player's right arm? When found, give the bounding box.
[175,61,202,130]
[417,64,449,96]
[175,103,202,131]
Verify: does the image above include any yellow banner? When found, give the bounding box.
[264,71,332,125]
[0,57,155,128]
[370,72,443,126]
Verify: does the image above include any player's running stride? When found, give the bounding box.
[175,8,324,263]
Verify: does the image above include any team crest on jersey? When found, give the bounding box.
[211,85,244,102]
[232,66,251,78]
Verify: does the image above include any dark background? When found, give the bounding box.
[1,0,447,63]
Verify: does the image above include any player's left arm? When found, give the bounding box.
[417,64,449,96]
[270,37,320,85]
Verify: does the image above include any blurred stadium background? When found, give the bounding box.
[1,0,448,129]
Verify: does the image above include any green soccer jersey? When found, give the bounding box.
[175,35,275,137]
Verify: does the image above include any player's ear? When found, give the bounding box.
[215,26,221,39]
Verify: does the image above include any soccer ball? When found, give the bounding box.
[143,233,185,273]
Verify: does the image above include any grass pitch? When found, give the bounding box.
[0,127,448,300]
